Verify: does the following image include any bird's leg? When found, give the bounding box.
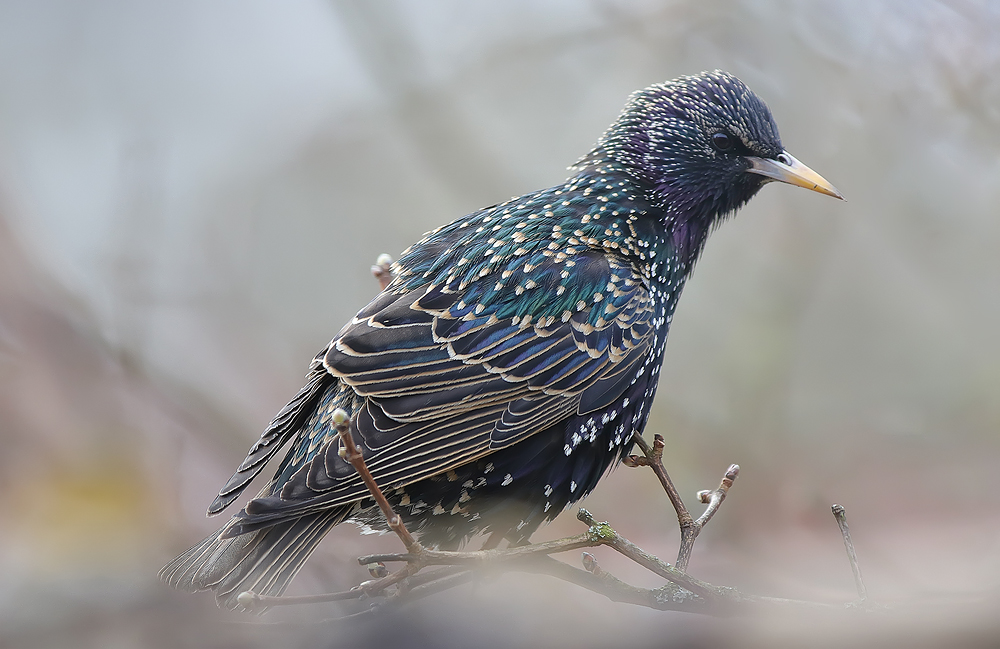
[628,433,739,571]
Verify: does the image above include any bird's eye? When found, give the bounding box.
[711,132,734,152]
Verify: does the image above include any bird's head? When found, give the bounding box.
[592,70,842,228]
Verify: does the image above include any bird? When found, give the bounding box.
[160,70,842,610]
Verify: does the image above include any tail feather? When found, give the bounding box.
[160,508,349,611]
[208,366,334,516]
[160,530,230,592]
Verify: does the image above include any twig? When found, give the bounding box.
[575,509,725,601]
[694,464,739,528]
[628,432,739,571]
[323,567,476,622]
[333,408,422,554]
[673,463,739,571]
[512,554,833,615]
[237,562,420,610]
[832,504,868,602]
[238,454,843,618]
[238,415,740,614]
[356,533,596,566]
[371,253,394,290]
[517,554,717,614]
[389,569,474,604]
[238,408,425,614]
[237,414,852,619]
[630,433,694,534]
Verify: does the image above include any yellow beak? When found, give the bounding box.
[746,151,844,200]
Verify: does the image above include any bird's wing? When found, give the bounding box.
[231,249,654,528]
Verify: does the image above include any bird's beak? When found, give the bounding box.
[746,151,844,200]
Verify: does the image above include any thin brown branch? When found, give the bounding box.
[356,509,729,602]
[371,253,394,290]
[240,504,739,613]
[240,477,843,618]
[390,568,475,603]
[243,561,471,614]
[574,552,717,613]
[832,504,868,602]
[239,411,839,619]
[694,464,739,528]
[629,433,739,571]
[514,554,718,614]
[333,408,422,554]
[237,561,420,611]
[513,554,835,615]
[395,565,470,590]
[575,508,727,601]
[356,533,596,566]
[631,433,693,531]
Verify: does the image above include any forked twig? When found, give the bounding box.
[237,563,421,610]
[237,413,868,619]
[236,408,742,615]
[694,464,739,528]
[626,432,739,571]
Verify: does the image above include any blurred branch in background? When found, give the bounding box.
[106,134,165,375]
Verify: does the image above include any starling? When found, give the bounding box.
[161,70,842,610]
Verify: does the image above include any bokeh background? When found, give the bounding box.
[2,1,999,647]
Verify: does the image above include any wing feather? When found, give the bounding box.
[234,250,656,527]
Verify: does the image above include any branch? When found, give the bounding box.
[356,533,596,566]
[832,504,871,606]
[237,411,742,614]
[695,463,739,528]
[333,408,422,554]
[574,508,726,601]
[371,253,394,291]
[236,413,854,618]
[627,433,693,532]
[512,554,717,614]
[626,432,739,571]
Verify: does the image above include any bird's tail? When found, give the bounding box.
[159,508,348,611]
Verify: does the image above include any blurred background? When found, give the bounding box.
[1,1,999,647]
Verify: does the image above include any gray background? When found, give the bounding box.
[1,1,998,647]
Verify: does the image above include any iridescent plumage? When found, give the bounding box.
[161,71,841,610]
